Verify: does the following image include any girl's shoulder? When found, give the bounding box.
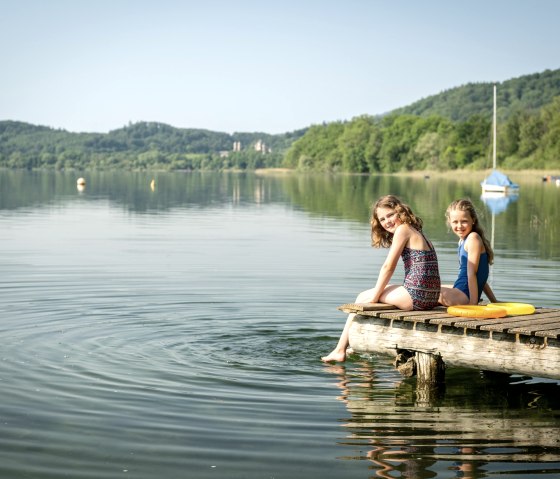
[395,223,424,247]
[394,223,415,237]
[464,231,483,250]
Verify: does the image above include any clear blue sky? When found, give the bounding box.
[1,0,559,134]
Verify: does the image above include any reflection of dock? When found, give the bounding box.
[344,400,560,463]
[341,304,560,380]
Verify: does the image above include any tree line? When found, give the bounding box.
[0,121,306,171]
[284,68,560,172]
[284,96,560,172]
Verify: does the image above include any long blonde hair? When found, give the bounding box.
[371,195,423,248]
[445,198,494,264]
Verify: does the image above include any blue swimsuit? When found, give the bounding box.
[452,234,489,301]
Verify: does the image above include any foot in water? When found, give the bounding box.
[321,350,346,363]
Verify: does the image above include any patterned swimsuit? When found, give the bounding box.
[401,233,441,310]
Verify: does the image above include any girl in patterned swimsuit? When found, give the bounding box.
[322,195,441,363]
[439,199,497,306]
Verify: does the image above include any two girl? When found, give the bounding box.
[322,196,495,363]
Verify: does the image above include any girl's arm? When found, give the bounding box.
[465,233,483,305]
[483,283,498,302]
[368,224,410,303]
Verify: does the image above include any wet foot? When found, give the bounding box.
[321,350,346,363]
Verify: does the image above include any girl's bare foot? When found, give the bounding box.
[321,349,346,362]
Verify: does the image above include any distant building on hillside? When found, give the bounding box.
[254,140,271,154]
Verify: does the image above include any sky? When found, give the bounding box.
[1,0,559,135]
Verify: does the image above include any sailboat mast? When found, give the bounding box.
[493,84,497,170]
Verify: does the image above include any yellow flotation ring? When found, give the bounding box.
[447,305,508,319]
[486,302,535,316]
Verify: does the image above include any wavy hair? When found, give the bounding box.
[370,195,423,248]
[445,198,494,264]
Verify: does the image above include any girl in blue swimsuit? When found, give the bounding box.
[322,195,440,363]
[439,199,497,306]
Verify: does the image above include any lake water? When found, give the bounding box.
[1,170,559,479]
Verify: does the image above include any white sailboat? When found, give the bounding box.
[480,85,520,195]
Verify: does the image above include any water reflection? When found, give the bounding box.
[480,191,519,215]
[480,191,519,255]
[325,360,560,478]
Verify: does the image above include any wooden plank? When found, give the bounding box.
[351,309,400,318]
[457,315,559,332]
[519,311,560,319]
[337,302,396,313]
[441,311,560,332]
[428,316,466,327]
[509,321,560,335]
[380,309,450,323]
[535,328,560,339]
[480,318,560,334]
[532,308,559,314]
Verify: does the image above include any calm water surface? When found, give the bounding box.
[1,170,559,478]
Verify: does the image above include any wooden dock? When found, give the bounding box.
[340,303,560,381]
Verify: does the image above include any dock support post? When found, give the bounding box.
[415,352,446,406]
[415,352,446,387]
[394,350,446,405]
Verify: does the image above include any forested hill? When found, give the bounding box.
[0,120,307,170]
[391,68,560,122]
[283,67,560,172]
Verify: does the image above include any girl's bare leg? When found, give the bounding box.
[321,287,413,362]
[438,285,469,306]
[380,285,413,311]
[321,312,356,362]
[321,288,376,362]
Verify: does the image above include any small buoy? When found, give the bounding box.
[150,179,155,191]
[77,177,86,192]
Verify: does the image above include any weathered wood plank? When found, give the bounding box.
[535,329,560,339]
[379,309,449,323]
[349,309,400,318]
[479,317,560,334]
[532,308,559,314]
[509,321,560,335]
[516,311,560,319]
[435,311,560,331]
[337,302,396,313]
[427,316,465,327]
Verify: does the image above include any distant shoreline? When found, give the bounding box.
[255,167,560,180]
